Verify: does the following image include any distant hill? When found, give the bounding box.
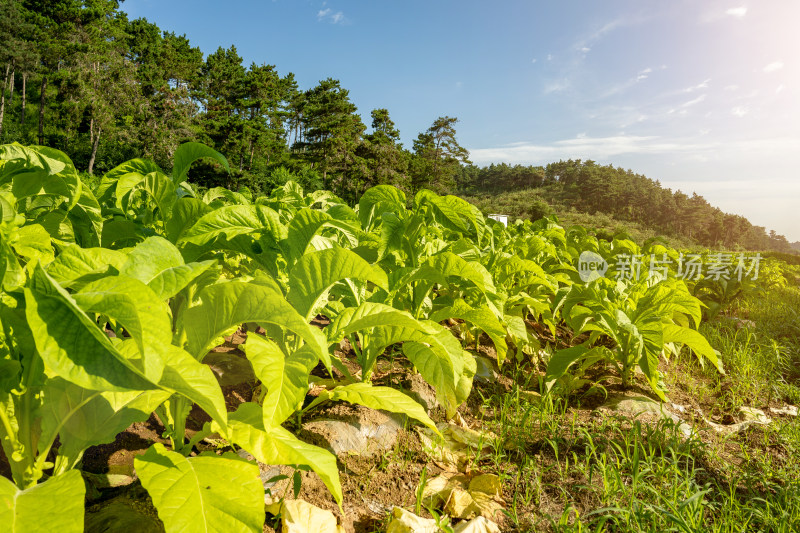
[791,242,800,252]
[457,160,793,253]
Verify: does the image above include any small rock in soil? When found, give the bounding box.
[602,395,665,417]
[518,390,542,404]
[260,465,283,491]
[83,471,135,490]
[597,394,693,438]
[703,407,772,435]
[670,403,686,414]
[739,406,771,424]
[474,356,498,383]
[301,407,402,457]
[769,405,799,417]
[402,373,439,413]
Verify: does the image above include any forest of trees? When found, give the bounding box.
[457,161,795,252]
[0,0,793,252]
[0,0,468,202]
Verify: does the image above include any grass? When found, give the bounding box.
[435,281,800,532]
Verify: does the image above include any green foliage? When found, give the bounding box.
[548,276,722,399]
[1,142,776,531]
[135,444,265,533]
[0,470,85,532]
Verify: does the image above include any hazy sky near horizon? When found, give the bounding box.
[124,0,800,241]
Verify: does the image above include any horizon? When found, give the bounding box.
[123,0,800,241]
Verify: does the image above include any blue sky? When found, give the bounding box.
[122,0,800,240]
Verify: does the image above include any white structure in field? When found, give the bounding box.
[488,214,508,226]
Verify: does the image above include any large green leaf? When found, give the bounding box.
[284,208,360,265]
[0,470,85,533]
[119,236,215,299]
[403,341,464,418]
[243,335,317,428]
[94,159,158,206]
[662,324,724,373]
[184,281,329,369]
[0,228,25,291]
[416,190,470,232]
[217,402,342,506]
[329,303,465,382]
[25,265,157,392]
[1,145,80,209]
[45,245,127,289]
[0,143,66,187]
[179,205,285,247]
[158,344,228,428]
[310,382,438,433]
[142,171,177,221]
[119,236,183,281]
[114,172,147,212]
[544,345,592,382]
[288,247,389,320]
[172,142,230,184]
[202,187,250,206]
[427,252,496,295]
[67,186,103,247]
[100,217,146,247]
[10,223,54,266]
[358,185,406,229]
[135,443,264,533]
[73,275,172,382]
[429,299,508,364]
[636,318,666,400]
[165,198,213,243]
[39,378,169,471]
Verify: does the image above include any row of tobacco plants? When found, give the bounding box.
[0,142,767,531]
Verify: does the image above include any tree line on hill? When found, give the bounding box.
[0,0,792,252]
[456,161,795,252]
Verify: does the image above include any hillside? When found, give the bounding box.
[457,160,794,253]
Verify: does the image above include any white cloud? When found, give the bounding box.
[684,79,710,92]
[763,61,784,73]
[724,84,739,91]
[726,6,747,18]
[531,58,537,64]
[317,8,346,24]
[580,46,591,53]
[731,106,749,117]
[636,67,653,81]
[544,79,570,94]
[776,84,785,94]
[670,94,707,113]
[547,54,553,61]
